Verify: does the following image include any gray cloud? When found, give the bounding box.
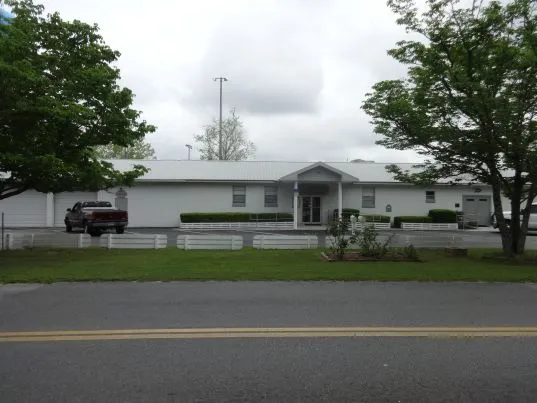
[38,0,424,163]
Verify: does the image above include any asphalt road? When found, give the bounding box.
[2,282,537,402]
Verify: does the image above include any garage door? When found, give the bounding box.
[0,191,47,227]
[54,192,98,227]
[463,195,491,226]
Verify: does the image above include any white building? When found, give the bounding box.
[0,160,502,228]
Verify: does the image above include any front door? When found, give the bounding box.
[302,196,321,224]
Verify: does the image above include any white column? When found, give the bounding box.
[46,193,54,227]
[338,181,343,220]
[293,181,298,230]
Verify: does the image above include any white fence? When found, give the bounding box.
[1,233,90,250]
[177,235,243,250]
[100,234,167,249]
[180,222,294,230]
[353,222,391,231]
[401,223,459,231]
[24,233,91,248]
[253,235,318,249]
[1,233,25,250]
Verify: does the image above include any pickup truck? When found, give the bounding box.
[65,201,128,236]
[493,203,537,230]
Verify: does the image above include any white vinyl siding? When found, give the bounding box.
[425,190,436,203]
[232,185,246,207]
[362,187,375,208]
[264,186,278,207]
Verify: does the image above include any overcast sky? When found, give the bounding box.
[36,0,424,162]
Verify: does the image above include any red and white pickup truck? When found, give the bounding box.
[64,201,128,236]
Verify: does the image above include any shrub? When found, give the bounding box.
[428,209,457,223]
[181,212,293,223]
[361,214,391,223]
[357,225,395,258]
[326,220,358,260]
[332,208,360,221]
[393,216,433,228]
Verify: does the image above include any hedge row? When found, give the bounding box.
[361,214,391,223]
[332,209,360,220]
[393,216,433,228]
[181,213,294,223]
[428,209,457,223]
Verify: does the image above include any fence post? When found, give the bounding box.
[1,212,4,251]
[107,234,113,249]
[154,234,159,249]
[184,235,190,250]
[6,233,12,250]
[30,234,35,248]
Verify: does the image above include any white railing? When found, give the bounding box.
[253,235,318,249]
[177,235,243,250]
[1,233,90,250]
[100,234,167,249]
[180,222,294,230]
[24,233,91,248]
[401,223,459,231]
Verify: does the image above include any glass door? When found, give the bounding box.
[301,196,321,224]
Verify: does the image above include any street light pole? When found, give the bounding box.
[185,144,192,160]
[213,77,228,159]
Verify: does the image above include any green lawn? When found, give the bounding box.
[1,248,537,283]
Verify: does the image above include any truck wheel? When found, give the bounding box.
[65,222,72,233]
[115,226,125,234]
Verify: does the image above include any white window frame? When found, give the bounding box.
[362,187,375,208]
[426,190,436,203]
[232,185,246,207]
[264,186,278,208]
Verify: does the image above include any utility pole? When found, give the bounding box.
[185,144,192,160]
[213,77,228,159]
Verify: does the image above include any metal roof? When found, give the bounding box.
[107,159,473,184]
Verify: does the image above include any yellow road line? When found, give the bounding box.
[2,327,537,342]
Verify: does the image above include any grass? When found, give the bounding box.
[1,248,537,283]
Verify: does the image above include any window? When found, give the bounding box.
[362,187,375,208]
[232,185,246,207]
[426,190,436,203]
[264,186,278,207]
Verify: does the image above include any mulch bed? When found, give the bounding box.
[321,251,421,262]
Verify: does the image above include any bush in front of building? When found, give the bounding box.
[332,208,360,221]
[393,216,433,228]
[428,209,457,223]
[180,213,294,223]
[361,214,391,223]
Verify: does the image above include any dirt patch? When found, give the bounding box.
[321,251,421,262]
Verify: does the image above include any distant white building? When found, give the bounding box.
[0,160,503,228]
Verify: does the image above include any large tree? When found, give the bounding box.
[0,0,155,200]
[362,0,537,257]
[95,138,156,159]
[194,108,255,160]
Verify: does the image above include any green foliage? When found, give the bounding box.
[0,0,155,200]
[332,208,360,221]
[194,108,255,160]
[402,244,419,261]
[428,209,457,223]
[362,0,537,256]
[95,138,155,159]
[393,216,433,228]
[361,214,391,223]
[327,220,358,261]
[357,225,394,258]
[180,212,293,223]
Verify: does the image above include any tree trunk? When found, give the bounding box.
[491,184,513,256]
[509,172,525,256]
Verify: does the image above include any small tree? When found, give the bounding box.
[0,0,155,200]
[194,108,255,160]
[362,0,537,257]
[95,138,155,159]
